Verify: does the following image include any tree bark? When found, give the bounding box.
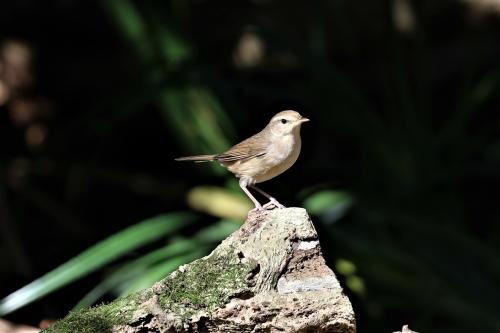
[44,208,356,333]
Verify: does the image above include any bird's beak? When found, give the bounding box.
[298,117,310,123]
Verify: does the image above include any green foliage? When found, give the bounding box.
[72,220,239,310]
[0,213,196,316]
[303,190,353,223]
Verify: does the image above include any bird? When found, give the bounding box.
[175,110,309,212]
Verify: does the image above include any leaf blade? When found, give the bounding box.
[0,212,196,315]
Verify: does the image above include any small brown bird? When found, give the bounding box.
[175,110,309,212]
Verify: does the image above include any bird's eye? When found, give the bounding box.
[281,119,287,124]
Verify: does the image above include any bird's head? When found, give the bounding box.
[267,110,309,136]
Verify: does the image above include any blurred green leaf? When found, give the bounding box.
[158,87,234,176]
[192,219,240,242]
[439,73,498,146]
[335,258,357,276]
[0,212,195,316]
[73,220,238,309]
[154,23,191,68]
[303,190,353,223]
[73,239,200,310]
[345,275,366,296]
[158,87,234,153]
[101,0,152,62]
[120,251,205,295]
[103,2,236,172]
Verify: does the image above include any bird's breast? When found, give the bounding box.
[253,134,301,183]
[267,134,298,162]
[227,133,302,184]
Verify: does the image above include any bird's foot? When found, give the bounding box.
[249,205,263,214]
[263,198,286,209]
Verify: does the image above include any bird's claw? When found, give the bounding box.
[263,198,285,209]
[249,206,263,214]
[248,198,285,216]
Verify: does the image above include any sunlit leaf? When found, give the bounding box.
[187,186,252,220]
[0,212,196,315]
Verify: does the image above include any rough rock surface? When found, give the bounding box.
[44,208,356,333]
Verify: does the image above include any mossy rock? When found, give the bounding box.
[43,249,253,333]
[42,208,356,333]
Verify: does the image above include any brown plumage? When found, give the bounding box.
[175,131,267,163]
[174,154,216,162]
[175,110,309,212]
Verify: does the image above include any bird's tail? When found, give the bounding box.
[174,154,216,162]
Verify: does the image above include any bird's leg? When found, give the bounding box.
[239,180,263,212]
[250,185,286,209]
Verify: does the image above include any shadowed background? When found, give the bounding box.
[1,1,500,332]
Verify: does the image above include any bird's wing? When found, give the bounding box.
[215,131,268,162]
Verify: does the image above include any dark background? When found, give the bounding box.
[1,0,500,332]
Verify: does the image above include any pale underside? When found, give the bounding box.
[216,129,302,185]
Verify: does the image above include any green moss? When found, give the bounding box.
[158,251,252,318]
[42,295,139,333]
[42,251,252,332]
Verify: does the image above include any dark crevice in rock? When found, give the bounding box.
[232,290,255,300]
[246,263,261,280]
[195,316,210,333]
[136,327,160,333]
[130,314,153,327]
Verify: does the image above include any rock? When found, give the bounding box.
[43,208,356,333]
